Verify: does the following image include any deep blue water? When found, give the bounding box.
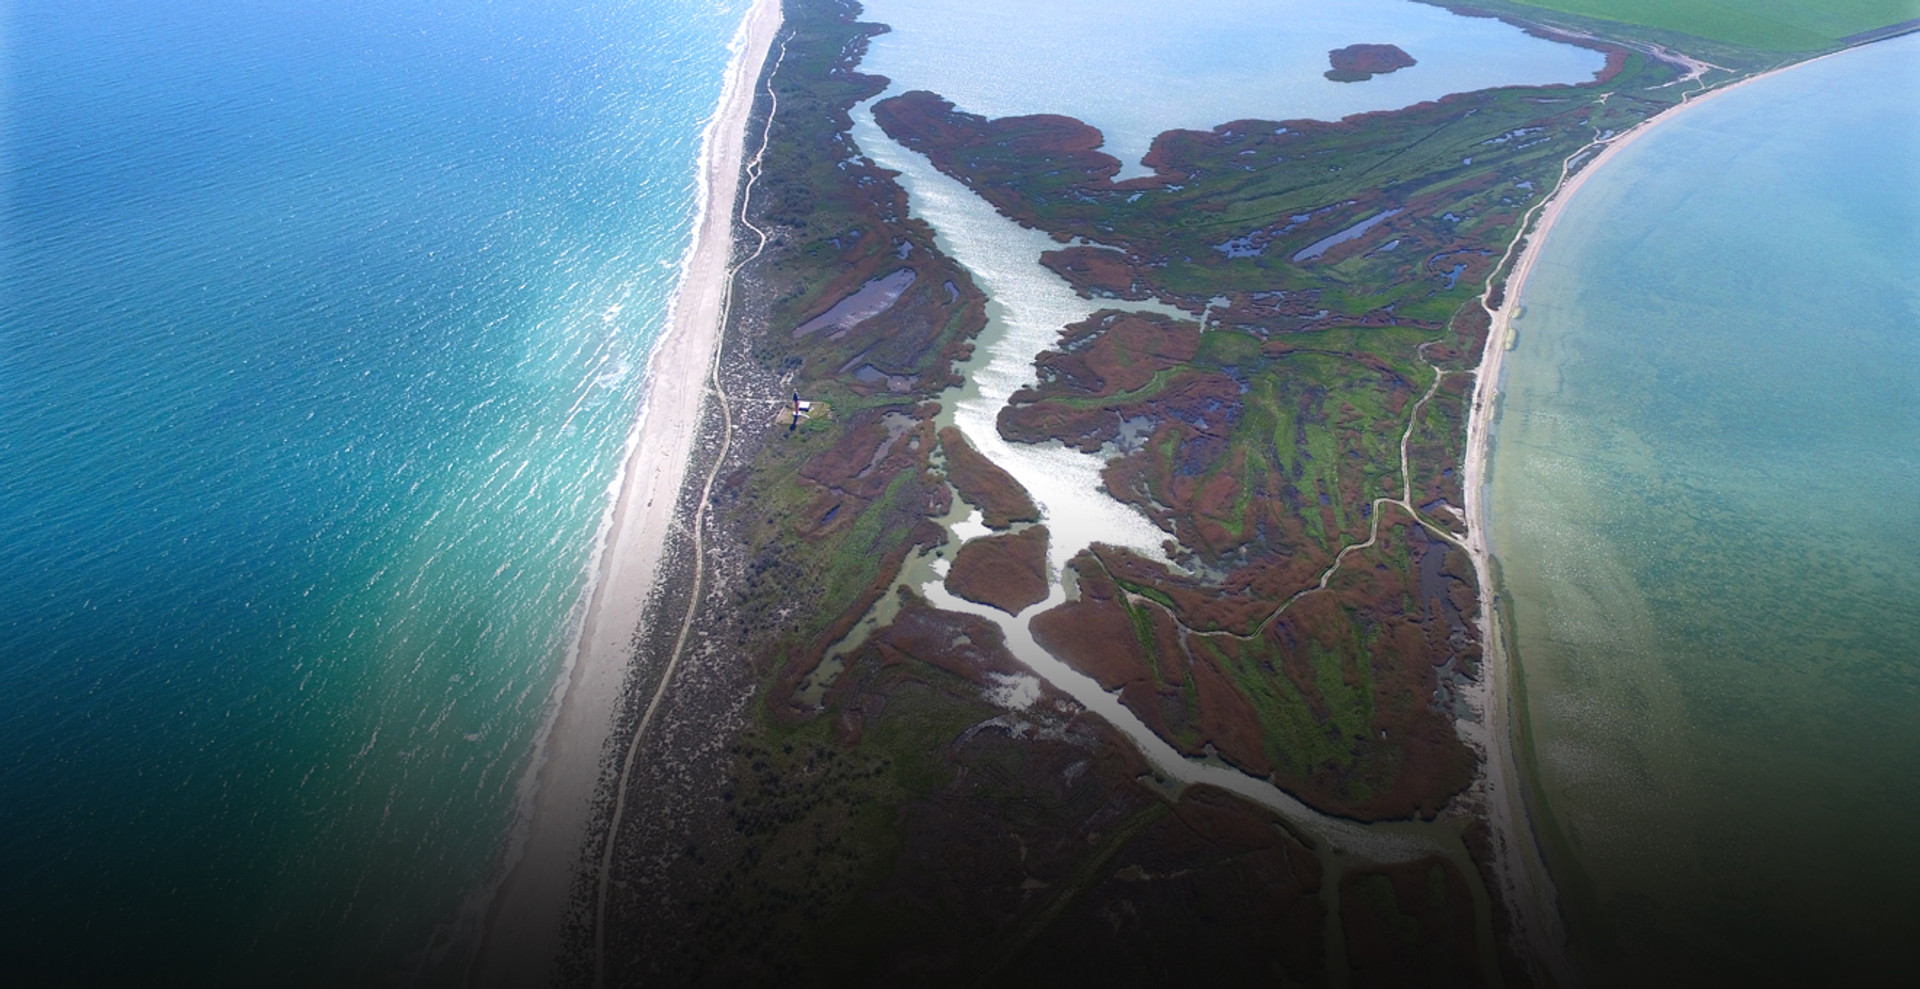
[0,0,745,981]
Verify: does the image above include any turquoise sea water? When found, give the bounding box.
[1490,35,1920,984]
[0,0,744,981]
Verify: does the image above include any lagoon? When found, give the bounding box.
[859,0,1605,178]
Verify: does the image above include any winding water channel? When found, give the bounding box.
[789,5,1628,982]
[841,94,1501,987]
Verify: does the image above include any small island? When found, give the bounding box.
[1325,43,1416,82]
[945,525,1049,615]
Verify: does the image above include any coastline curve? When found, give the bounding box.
[1456,37,1865,988]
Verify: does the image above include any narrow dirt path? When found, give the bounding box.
[590,31,788,988]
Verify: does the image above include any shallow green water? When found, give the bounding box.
[1489,35,1920,984]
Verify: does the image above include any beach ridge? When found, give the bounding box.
[463,1,783,983]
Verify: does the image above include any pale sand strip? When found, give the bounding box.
[1459,46,1854,985]
[464,1,782,983]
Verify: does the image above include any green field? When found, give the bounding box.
[1504,0,1920,50]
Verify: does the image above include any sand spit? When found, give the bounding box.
[1458,43,1857,987]
[462,2,782,984]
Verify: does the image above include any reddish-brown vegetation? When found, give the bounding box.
[874,56,1651,334]
[600,0,1687,979]
[945,525,1050,615]
[1408,370,1473,532]
[1325,43,1417,82]
[1038,246,1154,301]
[871,89,1166,197]
[938,426,1038,528]
[1027,310,1200,399]
[1078,504,1478,821]
[1033,557,1226,759]
[843,595,1034,698]
[748,600,1329,986]
[767,403,956,716]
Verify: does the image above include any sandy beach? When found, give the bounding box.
[461,10,1859,982]
[464,1,782,983]
[1456,45,1856,985]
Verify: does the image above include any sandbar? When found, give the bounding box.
[462,1,782,983]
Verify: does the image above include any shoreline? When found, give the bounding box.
[1457,43,1856,985]
[462,1,784,983]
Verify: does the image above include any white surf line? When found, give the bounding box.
[460,7,783,986]
[589,9,786,987]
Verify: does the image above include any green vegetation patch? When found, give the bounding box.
[1193,617,1399,810]
[1501,0,1918,50]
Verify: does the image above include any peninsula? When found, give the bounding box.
[543,0,1898,985]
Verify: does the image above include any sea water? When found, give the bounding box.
[0,0,746,981]
[1489,35,1920,984]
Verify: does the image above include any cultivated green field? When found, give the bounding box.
[1506,0,1920,50]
